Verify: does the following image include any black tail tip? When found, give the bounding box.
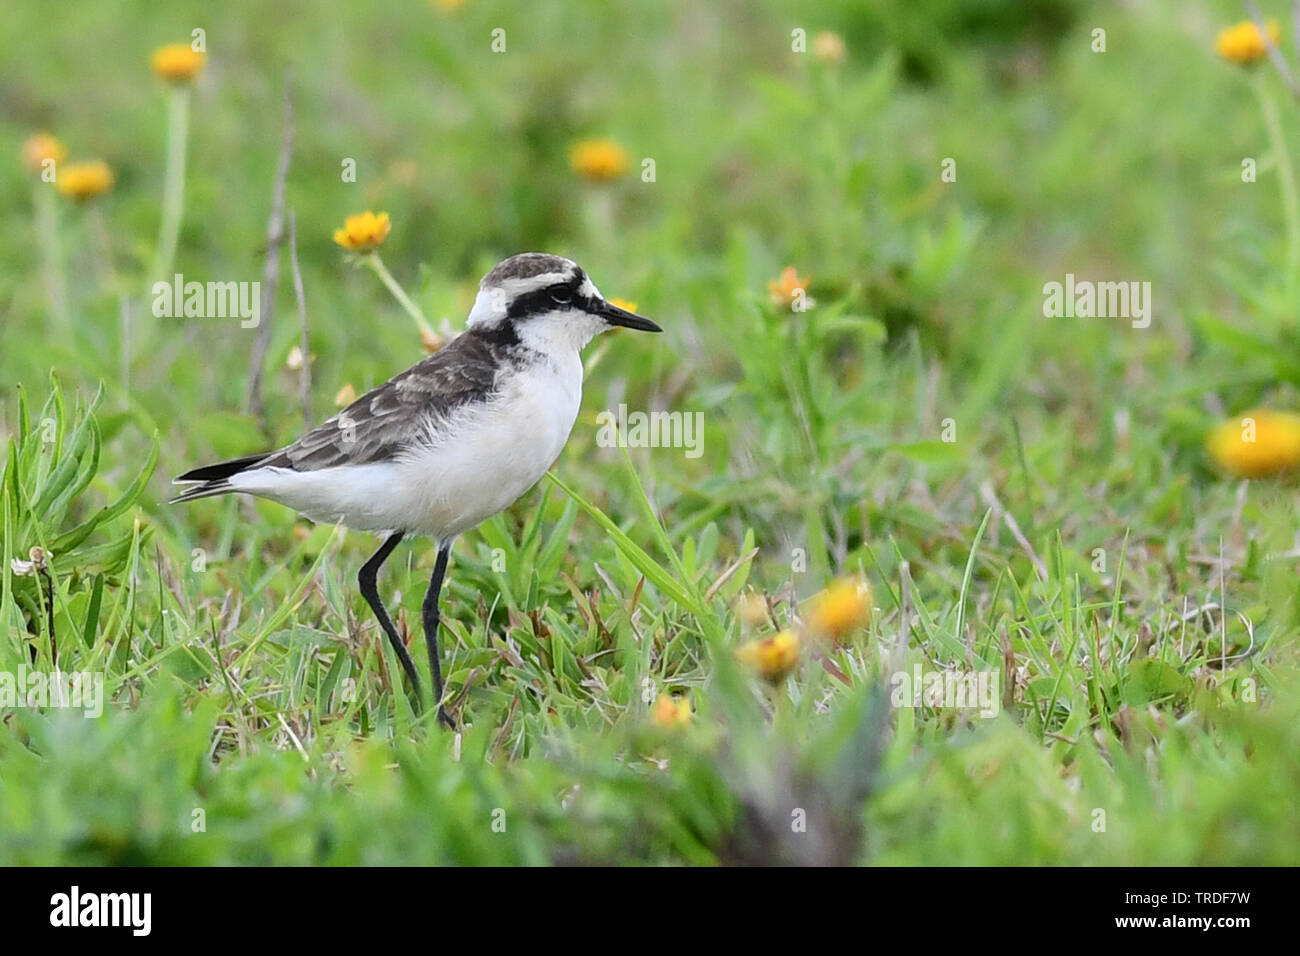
[173,452,269,484]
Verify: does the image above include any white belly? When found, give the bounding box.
[231,358,582,541]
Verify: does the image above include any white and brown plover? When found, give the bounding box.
[172,253,661,726]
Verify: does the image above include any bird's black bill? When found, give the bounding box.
[596,298,661,332]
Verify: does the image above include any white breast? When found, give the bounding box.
[231,354,584,542]
[395,353,583,539]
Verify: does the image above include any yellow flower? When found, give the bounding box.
[812,31,846,64]
[650,693,691,729]
[767,266,812,309]
[22,133,66,172]
[334,383,357,407]
[736,630,801,682]
[806,576,872,642]
[151,43,207,83]
[333,211,392,252]
[570,138,629,182]
[56,160,114,201]
[1207,409,1300,477]
[1215,20,1280,65]
[430,0,466,11]
[608,297,638,313]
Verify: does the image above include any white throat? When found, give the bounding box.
[515,310,607,355]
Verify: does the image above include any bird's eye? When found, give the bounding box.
[549,288,573,306]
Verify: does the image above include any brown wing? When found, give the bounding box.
[261,331,503,472]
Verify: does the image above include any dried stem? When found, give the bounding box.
[246,70,295,426]
[288,209,313,426]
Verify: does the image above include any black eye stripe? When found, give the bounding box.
[506,275,586,319]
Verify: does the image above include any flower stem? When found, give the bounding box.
[89,205,118,292]
[119,294,132,394]
[1255,75,1300,292]
[583,187,615,246]
[363,252,432,334]
[33,183,68,323]
[151,85,191,282]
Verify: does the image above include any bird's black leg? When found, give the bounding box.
[423,542,454,728]
[358,531,423,709]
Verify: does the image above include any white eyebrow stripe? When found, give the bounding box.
[493,273,572,296]
[579,277,600,300]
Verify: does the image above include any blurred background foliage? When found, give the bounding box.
[2,0,1299,864]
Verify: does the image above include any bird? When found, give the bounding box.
[172,253,661,727]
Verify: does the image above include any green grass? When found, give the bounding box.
[2,0,1299,865]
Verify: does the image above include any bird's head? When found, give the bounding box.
[466,253,660,352]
